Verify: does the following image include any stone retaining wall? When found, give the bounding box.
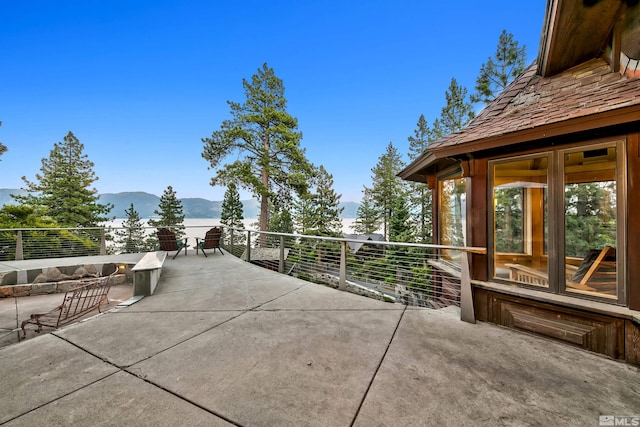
[0,274,127,298]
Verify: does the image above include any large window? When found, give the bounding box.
[563,146,618,298]
[438,173,466,264]
[490,141,625,303]
[492,155,549,287]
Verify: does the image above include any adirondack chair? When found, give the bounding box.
[157,228,188,259]
[568,245,616,291]
[195,227,224,257]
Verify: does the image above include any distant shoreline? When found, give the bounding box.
[106,218,359,236]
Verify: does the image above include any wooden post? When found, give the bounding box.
[230,228,235,256]
[460,251,475,323]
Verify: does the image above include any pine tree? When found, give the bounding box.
[370,142,406,240]
[407,115,433,243]
[351,189,382,234]
[220,182,245,246]
[306,165,343,237]
[293,194,315,235]
[438,78,475,136]
[387,196,413,269]
[148,185,185,239]
[389,196,412,243]
[114,203,150,253]
[14,131,112,227]
[202,63,315,245]
[471,30,526,105]
[220,182,244,229]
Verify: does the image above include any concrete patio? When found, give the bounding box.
[0,251,638,426]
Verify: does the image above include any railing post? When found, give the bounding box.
[279,235,285,273]
[100,228,106,255]
[15,230,24,261]
[230,228,234,256]
[339,241,347,290]
[246,231,251,262]
[460,251,475,323]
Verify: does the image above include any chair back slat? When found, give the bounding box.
[157,228,180,251]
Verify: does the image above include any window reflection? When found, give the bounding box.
[492,156,548,287]
[564,147,617,297]
[439,176,466,264]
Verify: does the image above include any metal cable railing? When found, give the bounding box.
[1,225,486,319]
[221,227,485,315]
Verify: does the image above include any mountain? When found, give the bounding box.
[99,193,250,219]
[1,189,358,219]
[0,188,26,206]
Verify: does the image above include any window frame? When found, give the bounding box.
[488,152,551,287]
[488,139,627,305]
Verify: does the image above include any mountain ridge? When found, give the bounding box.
[0,189,360,219]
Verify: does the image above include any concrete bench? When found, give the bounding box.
[131,251,167,296]
[21,273,115,336]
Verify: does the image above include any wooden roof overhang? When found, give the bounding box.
[537,0,638,77]
[399,103,640,183]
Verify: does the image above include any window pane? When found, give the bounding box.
[495,187,524,253]
[439,176,466,263]
[564,147,617,297]
[492,157,548,287]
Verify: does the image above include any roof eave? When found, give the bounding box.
[400,104,640,179]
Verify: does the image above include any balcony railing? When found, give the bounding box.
[220,227,485,322]
[0,226,486,322]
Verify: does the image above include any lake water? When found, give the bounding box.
[106,218,360,240]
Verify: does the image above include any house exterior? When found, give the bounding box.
[399,0,640,364]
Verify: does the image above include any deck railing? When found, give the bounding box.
[220,227,485,322]
[0,225,486,322]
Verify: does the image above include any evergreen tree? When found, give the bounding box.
[270,208,294,235]
[471,30,527,105]
[306,165,343,237]
[220,182,244,229]
[352,188,382,234]
[438,78,475,136]
[407,115,433,243]
[370,142,406,240]
[114,203,150,253]
[389,195,412,243]
[269,203,295,247]
[387,196,413,270]
[221,182,246,246]
[202,63,315,244]
[293,194,315,235]
[148,185,185,239]
[14,131,112,227]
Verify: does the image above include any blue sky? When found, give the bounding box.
[1,0,544,202]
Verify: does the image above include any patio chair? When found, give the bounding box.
[157,228,188,259]
[569,245,616,290]
[195,227,224,257]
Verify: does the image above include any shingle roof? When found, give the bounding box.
[428,59,640,151]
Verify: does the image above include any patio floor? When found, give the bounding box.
[0,250,638,426]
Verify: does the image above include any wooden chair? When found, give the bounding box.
[195,227,224,257]
[506,246,616,293]
[568,246,616,291]
[156,228,188,259]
